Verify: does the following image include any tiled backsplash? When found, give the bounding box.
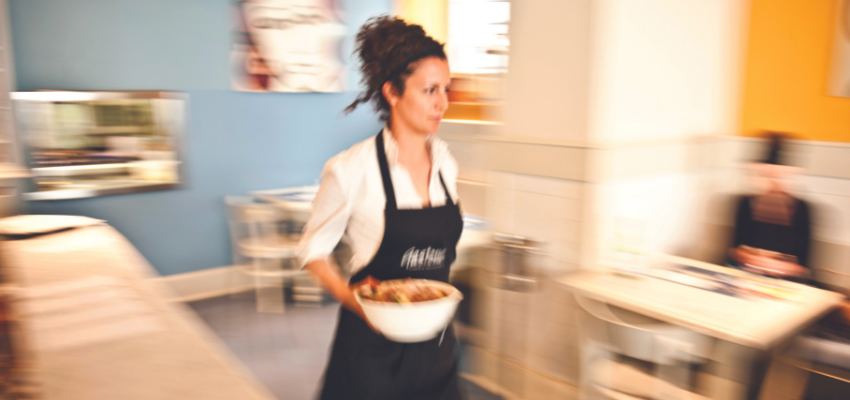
[485,171,585,271]
[464,264,582,400]
[444,124,587,270]
[801,176,850,246]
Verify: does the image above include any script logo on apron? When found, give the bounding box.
[401,246,446,271]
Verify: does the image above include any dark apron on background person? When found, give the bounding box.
[318,131,465,400]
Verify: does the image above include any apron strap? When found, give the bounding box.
[438,172,454,206]
[376,131,398,210]
[376,130,455,209]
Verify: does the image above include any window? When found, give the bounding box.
[445,0,508,120]
[447,0,509,75]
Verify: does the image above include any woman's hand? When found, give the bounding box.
[734,247,808,278]
[349,276,381,332]
[746,257,808,278]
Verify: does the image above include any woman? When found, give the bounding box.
[727,133,813,400]
[728,132,812,283]
[297,16,463,400]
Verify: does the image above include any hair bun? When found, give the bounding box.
[344,15,446,119]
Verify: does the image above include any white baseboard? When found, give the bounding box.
[151,265,255,303]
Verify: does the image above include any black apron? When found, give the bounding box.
[318,132,465,400]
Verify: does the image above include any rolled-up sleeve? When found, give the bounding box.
[297,160,351,268]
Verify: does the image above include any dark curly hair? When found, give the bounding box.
[344,15,446,120]
[759,131,792,166]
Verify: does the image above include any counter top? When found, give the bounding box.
[558,255,844,350]
[1,225,276,400]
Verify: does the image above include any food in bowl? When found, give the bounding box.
[357,278,452,303]
[354,278,463,343]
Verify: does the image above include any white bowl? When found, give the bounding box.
[356,279,463,343]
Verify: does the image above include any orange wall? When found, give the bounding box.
[741,0,850,142]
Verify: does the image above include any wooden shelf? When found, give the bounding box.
[444,102,502,122]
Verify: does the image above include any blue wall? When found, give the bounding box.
[10,0,390,275]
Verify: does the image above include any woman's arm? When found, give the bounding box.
[795,199,812,268]
[732,197,753,249]
[729,196,754,265]
[298,158,375,328]
[306,259,377,331]
[306,258,365,319]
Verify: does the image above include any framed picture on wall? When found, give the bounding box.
[230,0,348,93]
[829,0,850,97]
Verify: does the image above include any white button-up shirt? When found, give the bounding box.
[297,126,460,275]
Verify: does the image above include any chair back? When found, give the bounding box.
[576,295,711,364]
[225,196,285,262]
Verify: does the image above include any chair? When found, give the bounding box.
[225,196,303,313]
[576,294,712,400]
[760,269,850,400]
[248,186,326,306]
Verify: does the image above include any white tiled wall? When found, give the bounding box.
[803,175,850,197]
[466,272,582,399]
[594,172,704,265]
[808,193,850,245]
[449,139,488,183]
[486,171,585,271]
[800,176,850,247]
[594,141,690,182]
[456,181,487,217]
[440,121,493,185]
[457,170,586,399]
[803,145,850,180]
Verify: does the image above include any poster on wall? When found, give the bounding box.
[829,0,850,98]
[231,0,348,93]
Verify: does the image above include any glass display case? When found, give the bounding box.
[11,91,187,201]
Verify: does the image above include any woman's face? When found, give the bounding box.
[385,57,451,135]
[750,162,800,194]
